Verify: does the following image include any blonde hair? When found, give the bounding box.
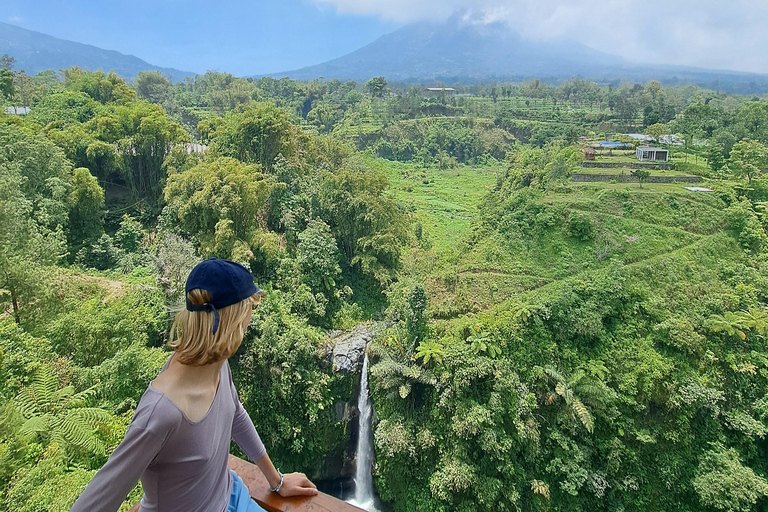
[168,289,262,365]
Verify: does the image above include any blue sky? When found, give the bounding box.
[2,0,399,75]
[3,0,768,75]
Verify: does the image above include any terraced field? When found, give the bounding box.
[373,156,732,319]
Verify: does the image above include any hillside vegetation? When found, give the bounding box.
[1,63,768,512]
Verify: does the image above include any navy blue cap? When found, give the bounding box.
[185,258,265,334]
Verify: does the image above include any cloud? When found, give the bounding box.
[309,0,768,73]
[7,16,24,23]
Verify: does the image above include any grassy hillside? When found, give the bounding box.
[368,154,768,511]
[381,155,729,318]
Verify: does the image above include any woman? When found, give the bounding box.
[70,258,317,512]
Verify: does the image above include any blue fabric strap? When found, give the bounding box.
[186,301,220,334]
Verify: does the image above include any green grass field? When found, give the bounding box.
[369,158,501,249]
[371,155,733,321]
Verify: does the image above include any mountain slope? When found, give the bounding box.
[270,18,768,93]
[0,22,194,80]
[272,19,625,81]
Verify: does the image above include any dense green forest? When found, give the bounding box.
[2,58,768,512]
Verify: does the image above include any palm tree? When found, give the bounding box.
[543,367,613,433]
[369,335,436,405]
[13,365,112,455]
[707,308,768,340]
[706,312,748,340]
[735,309,768,336]
[414,339,445,366]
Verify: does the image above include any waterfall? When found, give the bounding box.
[348,353,379,511]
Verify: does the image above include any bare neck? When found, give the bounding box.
[151,354,226,422]
[152,354,225,391]
[165,354,224,386]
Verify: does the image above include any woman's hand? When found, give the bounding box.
[277,472,318,498]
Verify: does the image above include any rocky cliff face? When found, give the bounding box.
[313,324,377,486]
[329,324,373,373]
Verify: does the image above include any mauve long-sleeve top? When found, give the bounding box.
[70,357,266,512]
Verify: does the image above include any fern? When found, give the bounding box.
[19,414,53,437]
[59,412,104,452]
[571,398,594,433]
[11,365,112,456]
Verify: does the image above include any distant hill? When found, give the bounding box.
[270,17,768,94]
[0,22,195,81]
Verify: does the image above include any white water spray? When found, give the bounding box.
[348,354,378,511]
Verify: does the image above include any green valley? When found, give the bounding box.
[1,63,768,512]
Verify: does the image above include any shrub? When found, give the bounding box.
[566,211,594,241]
[46,285,166,367]
[694,446,768,512]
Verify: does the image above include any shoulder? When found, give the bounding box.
[130,386,184,438]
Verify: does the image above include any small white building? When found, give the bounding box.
[626,133,654,143]
[636,145,669,162]
[659,134,685,146]
[424,87,456,97]
[5,106,30,115]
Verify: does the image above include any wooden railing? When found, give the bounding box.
[129,455,365,512]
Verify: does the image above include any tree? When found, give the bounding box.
[694,446,768,512]
[318,162,407,285]
[296,219,341,296]
[673,102,720,163]
[369,333,436,403]
[708,142,726,174]
[0,54,14,101]
[706,309,768,339]
[113,100,188,202]
[68,168,105,257]
[728,139,768,184]
[114,214,143,254]
[414,339,445,365]
[734,101,768,144]
[62,68,136,104]
[0,68,14,101]
[0,54,15,69]
[133,71,171,104]
[155,233,200,302]
[163,157,276,258]
[210,102,297,171]
[365,76,389,98]
[27,90,102,127]
[644,122,669,144]
[0,125,68,324]
[12,71,36,107]
[306,102,343,133]
[631,168,651,188]
[543,367,612,433]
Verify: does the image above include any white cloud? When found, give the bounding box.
[309,0,768,73]
[7,16,24,24]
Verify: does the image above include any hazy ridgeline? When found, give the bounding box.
[2,63,768,512]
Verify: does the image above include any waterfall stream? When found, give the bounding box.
[347,353,381,511]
